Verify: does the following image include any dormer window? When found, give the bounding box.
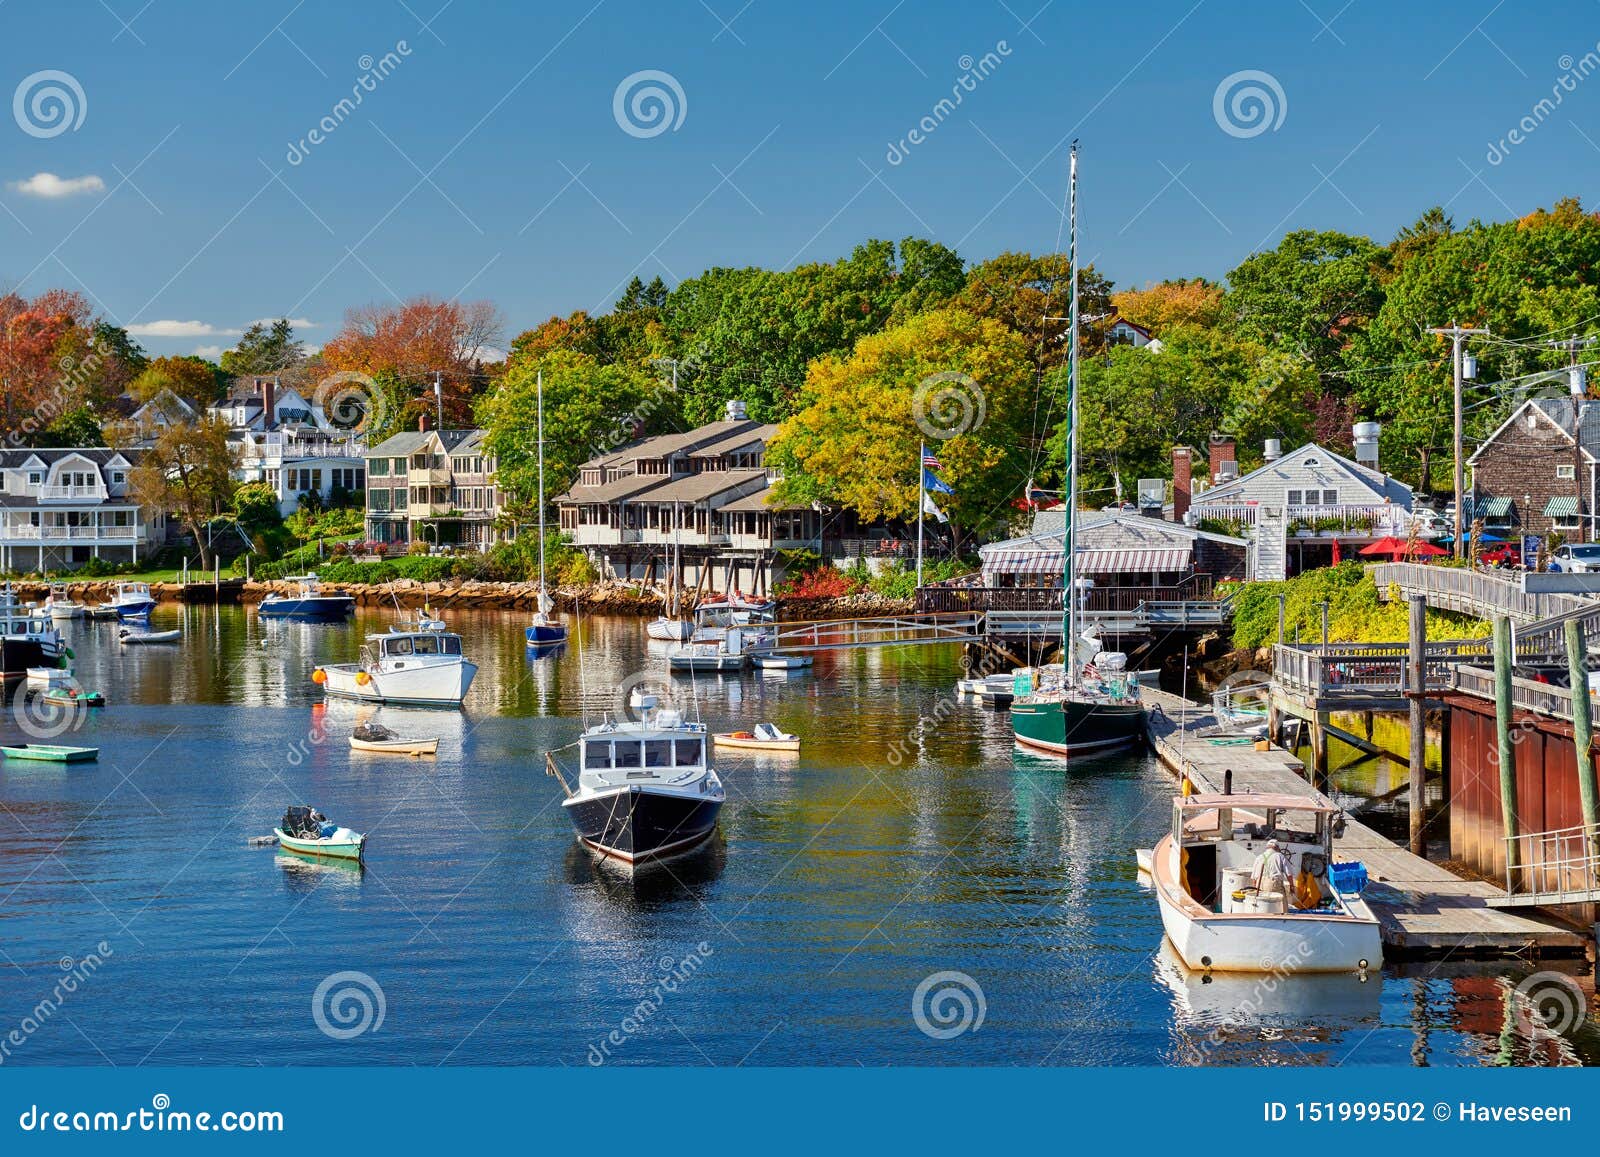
[1304,458,1319,467]
[27,472,42,485]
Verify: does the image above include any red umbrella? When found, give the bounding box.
[1358,536,1447,560]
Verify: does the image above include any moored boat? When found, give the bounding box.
[314,627,477,707]
[42,688,105,708]
[1,743,98,763]
[713,724,800,752]
[119,627,181,644]
[274,806,365,861]
[0,584,67,676]
[548,692,723,866]
[257,576,356,621]
[349,722,438,756]
[26,665,71,686]
[107,582,157,619]
[524,371,570,649]
[1150,790,1380,974]
[46,584,85,620]
[752,652,811,671]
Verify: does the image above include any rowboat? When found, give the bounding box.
[1151,791,1380,973]
[42,689,105,708]
[119,628,181,644]
[753,653,811,671]
[349,723,437,756]
[274,806,365,862]
[713,723,800,753]
[1,744,99,762]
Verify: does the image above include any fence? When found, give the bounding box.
[1504,821,1600,904]
[915,574,1214,616]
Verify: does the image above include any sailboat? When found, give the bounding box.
[526,369,569,648]
[1009,144,1147,759]
[648,501,694,641]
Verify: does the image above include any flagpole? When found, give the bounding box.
[916,441,925,589]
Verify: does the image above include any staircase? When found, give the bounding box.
[1252,505,1288,581]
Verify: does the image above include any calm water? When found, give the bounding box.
[0,606,1592,1067]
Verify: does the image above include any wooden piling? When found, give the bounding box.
[1493,615,1520,872]
[1311,710,1329,784]
[1564,619,1600,850]
[1408,595,1427,856]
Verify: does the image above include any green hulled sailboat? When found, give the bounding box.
[1009,145,1147,759]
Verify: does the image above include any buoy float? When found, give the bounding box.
[356,671,372,686]
[311,668,327,685]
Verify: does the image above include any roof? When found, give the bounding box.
[1193,441,1412,507]
[720,488,806,512]
[0,448,138,467]
[1020,511,1247,548]
[1545,496,1580,517]
[366,429,485,456]
[611,420,763,463]
[1468,396,1600,465]
[687,423,779,458]
[556,473,670,504]
[626,468,769,504]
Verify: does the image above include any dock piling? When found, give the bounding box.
[1408,596,1427,855]
[1493,615,1521,872]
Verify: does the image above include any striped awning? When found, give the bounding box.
[980,549,1061,575]
[1544,496,1579,517]
[1475,496,1513,517]
[983,547,1190,575]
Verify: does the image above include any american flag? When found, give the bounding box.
[921,449,943,469]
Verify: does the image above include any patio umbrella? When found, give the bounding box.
[1359,537,1450,560]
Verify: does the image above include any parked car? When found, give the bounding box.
[1479,543,1522,568]
[1408,511,1451,538]
[1548,543,1600,573]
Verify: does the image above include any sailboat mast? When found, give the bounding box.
[1063,143,1080,686]
[536,369,548,599]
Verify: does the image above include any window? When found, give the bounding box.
[645,740,673,768]
[440,636,460,655]
[388,637,413,656]
[394,488,408,510]
[614,743,642,769]
[371,458,389,477]
[413,635,439,655]
[1557,464,1576,479]
[27,472,42,485]
[112,511,130,527]
[392,457,406,474]
[111,471,125,485]
[1320,489,1338,504]
[1286,489,1303,505]
[370,489,391,512]
[586,742,613,770]
[675,739,703,766]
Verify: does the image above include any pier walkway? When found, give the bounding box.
[1141,687,1586,959]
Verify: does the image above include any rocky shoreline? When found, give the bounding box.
[25,579,915,621]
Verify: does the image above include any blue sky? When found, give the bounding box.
[2,0,1597,358]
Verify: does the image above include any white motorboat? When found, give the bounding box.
[714,723,800,752]
[753,652,811,671]
[647,617,694,642]
[119,627,181,644]
[548,691,723,866]
[689,596,775,649]
[26,665,71,685]
[669,626,753,674]
[0,584,67,675]
[45,584,85,620]
[1150,791,1381,974]
[314,627,478,707]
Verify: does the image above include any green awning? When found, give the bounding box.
[1476,496,1513,517]
[1544,496,1579,517]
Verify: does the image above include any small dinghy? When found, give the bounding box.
[349,722,439,756]
[274,805,365,861]
[119,627,181,645]
[26,666,72,685]
[753,652,812,671]
[1,744,98,763]
[713,723,800,753]
[42,688,105,708]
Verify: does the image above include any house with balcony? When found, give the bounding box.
[364,426,502,550]
[555,401,849,595]
[1466,396,1596,541]
[0,448,163,573]
[211,377,367,516]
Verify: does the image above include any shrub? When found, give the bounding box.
[776,567,860,599]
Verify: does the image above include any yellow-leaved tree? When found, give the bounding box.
[766,308,1035,548]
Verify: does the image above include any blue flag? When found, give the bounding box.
[922,467,954,496]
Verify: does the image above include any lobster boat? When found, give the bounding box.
[314,628,477,707]
[257,576,356,621]
[274,806,366,861]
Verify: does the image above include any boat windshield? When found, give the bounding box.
[584,736,703,770]
[382,632,461,657]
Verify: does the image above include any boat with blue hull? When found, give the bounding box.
[106,581,157,619]
[258,576,356,622]
[549,692,723,867]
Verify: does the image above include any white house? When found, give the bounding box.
[211,376,366,516]
[0,448,164,573]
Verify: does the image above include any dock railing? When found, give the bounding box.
[1273,640,1493,700]
[1370,561,1596,624]
[1504,821,1600,905]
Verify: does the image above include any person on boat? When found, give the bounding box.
[1251,839,1292,899]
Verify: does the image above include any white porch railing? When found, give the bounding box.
[1192,501,1411,536]
[36,484,109,501]
[1,525,142,541]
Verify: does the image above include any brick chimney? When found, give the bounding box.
[418,411,430,432]
[1208,433,1236,484]
[259,376,276,430]
[1172,446,1193,523]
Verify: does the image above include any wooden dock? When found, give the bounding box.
[1142,687,1588,959]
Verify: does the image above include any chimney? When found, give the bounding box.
[1353,421,1380,469]
[725,399,749,422]
[260,377,276,430]
[418,411,430,432]
[1208,433,1236,484]
[1172,446,1192,523]
[1263,437,1282,462]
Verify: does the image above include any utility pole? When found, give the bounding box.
[1556,337,1595,543]
[1427,323,1489,558]
[433,370,444,429]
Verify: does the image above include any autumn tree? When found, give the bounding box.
[768,308,1035,547]
[127,418,238,568]
[955,250,1115,371]
[1112,278,1227,333]
[129,355,226,411]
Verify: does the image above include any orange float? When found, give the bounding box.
[355,671,372,686]
[311,668,327,685]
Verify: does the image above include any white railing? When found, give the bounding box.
[1505,821,1600,904]
[1193,501,1411,536]
[1,525,142,541]
[36,484,108,501]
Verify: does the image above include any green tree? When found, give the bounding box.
[956,250,1115,368]
[1224,229,1384,372]
[768,308,1035,547]
[127,418,238,568]
[129,355,225,411]
[38,407,105,448]
[222,318,305,376]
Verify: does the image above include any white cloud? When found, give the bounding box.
[477,346,508,364]
[250,317,319,329]
[192,345,226,359]
[302,344,323,356]
[126,320,242,338]
[9,172,106,198]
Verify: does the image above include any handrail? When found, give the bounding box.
[1505,820,1600,901]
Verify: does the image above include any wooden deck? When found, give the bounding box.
[1141,687,1588,959]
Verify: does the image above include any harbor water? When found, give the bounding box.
[0,606,1593,1066]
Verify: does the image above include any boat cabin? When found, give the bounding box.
[370,631,464,660]
[580,730,706,773]
[1172,793,1343,914]
[0,588,56,640]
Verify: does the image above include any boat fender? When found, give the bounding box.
[356,671,372,686]
[311,668,327,685]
